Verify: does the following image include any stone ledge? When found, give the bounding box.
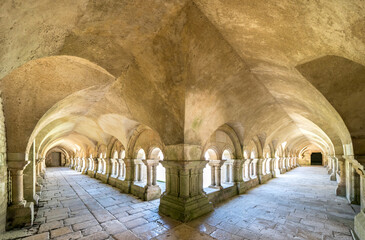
[159,193,213,222]
[354,209,365,240]
[6,202,34,230]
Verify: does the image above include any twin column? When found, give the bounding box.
[208,160,226,189]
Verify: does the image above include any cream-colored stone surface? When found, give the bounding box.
[0,97,7,233]
[1,166,357,240]
[0,0,365,238]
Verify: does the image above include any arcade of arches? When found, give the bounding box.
[0,0,365,239]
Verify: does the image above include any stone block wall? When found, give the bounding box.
[0,96,7,233]
[45,152,61,167]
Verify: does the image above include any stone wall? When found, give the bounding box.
[0,95,7,233]
[45,152,61,167]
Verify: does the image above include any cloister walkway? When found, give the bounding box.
[4,166,357,240]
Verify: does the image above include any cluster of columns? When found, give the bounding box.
[342,156,365,240]
[159,155,298,222]
[208,160,226,189]
[69,156,162,201]
[207,157,298,187]
[325,155,346,196]
[6,153,47,229]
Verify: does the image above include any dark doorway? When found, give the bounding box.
[45,152,61,167]
[311,152,322,165]
[353,171,361,205]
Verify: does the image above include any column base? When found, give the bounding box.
[159,193,213,222]
[273,169,281,177]
[36,176,44,185]
[36,183,42,194]
[87,170,96,178]
[354,209,365,240]
[336,183,346,197]
[330,173,337,181]
[143,185,161,201]
[108,176,118,187]
[6,202,34,230]
[116,179,132,193]
[258,174,271,184]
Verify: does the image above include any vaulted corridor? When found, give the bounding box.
[1,1,365,239]
[3,166,356,240]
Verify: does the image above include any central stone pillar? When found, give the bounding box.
[117,159,134,193]
[6,154,34,230]
[90,157,98,177]
[232,159,245,194]
[330,156,337,181]
[336,156,346,196]
[257,158,264,184]
[35,159,43,195]
[81,157,88,174]
[353,160,365,240]
[159,160,213,222]
[117,158,125,179]
[142,159,161,200]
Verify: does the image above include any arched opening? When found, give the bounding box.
[311,152,323,165]
[150,148,165,192]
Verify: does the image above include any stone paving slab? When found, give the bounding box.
[1,166,357,240]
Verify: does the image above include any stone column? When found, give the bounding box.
[284,157,290,172]
[336,157,346,196]
[354,162,365,239]
[81,158,88,174]
[293,157,298,167]
[9,165,27,205]
[273,157,280,177]
[232,159,244,183]
[226,163,230,182]
[152,164,157,186]
[96,158,103,173]
[7,155,34,229]
[90,158,98,177]
[330,157,337,181]
[117,159,124,179]
[265,158,272,175]
[327,155,332,174]
[142,160,161,200]
[159,160,213,222]
[138,163,142,181]
[208,162,216,187]
[216,163,222,187]
[116,159,134,193]
[232,159,244,194]
[23,152,38,206]
[146,163,152,186]
[35,159,43,195]
[208,160,225,189]
[243,159,251,180]
[257,158,265,184]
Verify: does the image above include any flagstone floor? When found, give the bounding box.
[1,166,357,240]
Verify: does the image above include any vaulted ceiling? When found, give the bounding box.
[0,0,364,159]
